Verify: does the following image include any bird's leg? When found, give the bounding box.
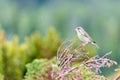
[76,42,86,50]
[80,43,87,52]
[81,43,87,47]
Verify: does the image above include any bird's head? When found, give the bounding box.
[75,27,81,31]
[75,26,84,33]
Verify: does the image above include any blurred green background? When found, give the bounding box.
[0,0,120,79]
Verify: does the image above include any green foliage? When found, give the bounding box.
[24,39,115,80]
[0,28,61,80]
[0,74,4,80]
[0,1,120,75]
[24,57,107,80]
[26,27,61,59]
[24,57,56,80]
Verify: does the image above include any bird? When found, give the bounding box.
[75,26,99,48]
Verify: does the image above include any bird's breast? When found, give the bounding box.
[78,34,90,43]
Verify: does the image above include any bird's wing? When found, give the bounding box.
[80,27,92,40]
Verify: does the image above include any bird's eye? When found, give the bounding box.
[77,27,80,30]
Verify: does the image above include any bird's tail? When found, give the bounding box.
[91,42,100,49]
[94,44,100,49]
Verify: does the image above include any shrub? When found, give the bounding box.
[24,40,117,80]
[0,27,61,80]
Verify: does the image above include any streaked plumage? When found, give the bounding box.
[75,26,99,48]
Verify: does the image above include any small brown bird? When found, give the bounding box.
[75,26,99,48]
